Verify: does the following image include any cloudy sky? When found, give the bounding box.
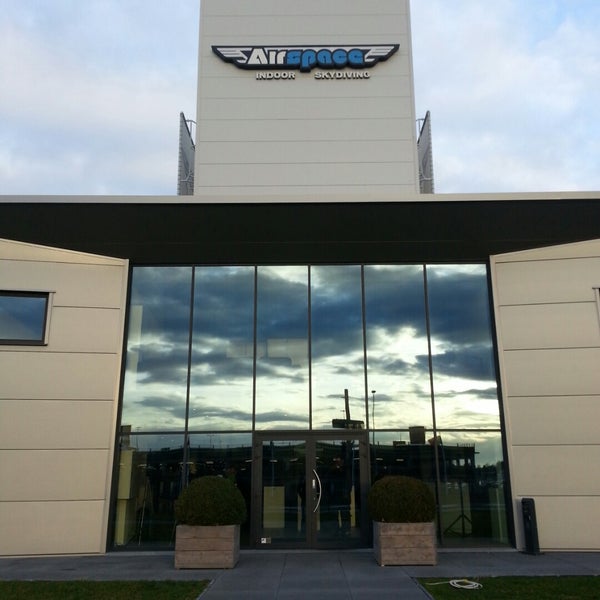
[1,0,599,195]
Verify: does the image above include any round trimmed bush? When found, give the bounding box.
[367,475,436,523]
[175,475,247,526]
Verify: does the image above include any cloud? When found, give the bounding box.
[1,1,598,195]
[411,0,600,192]
[0,0,199,195]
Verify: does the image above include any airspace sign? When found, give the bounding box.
[212,45,399,73]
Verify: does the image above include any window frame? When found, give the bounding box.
[0,290,52,346]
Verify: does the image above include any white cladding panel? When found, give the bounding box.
[1,352,120,400]
[491,239,600,551]
[532,497,600,550]
[498,303,600,349]
[0,450,109,501]
[1,260,126,308]
[0,400,114,450]
[511,446,600,496]
[197,117,415,142]
[508,396,600,446]
[0,501,106,555]
[195,0,419,198]
[49,307,123,353]
[494,257,600,305]
[502,348,600,397]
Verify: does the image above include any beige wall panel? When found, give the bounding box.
[0,501,105,555]
[0,449,109,501]
[1,261,126,308]
[200,140,415,165]
[498,303,600,349]
[198,75,412,100]
[502,348,600,397]
[198,96,414,121]
[0,239,125,266]
[494,239,600,263]
[195,184,417,198]
[203,0,407,16]
[494,258,600,306]
[197,117,415,142]
[48,307,122,353]
[533,497,600,550]
[201,15,408,37]
[511,446,600,496]
[507,396,600,446]
[0,352,118,400]
[0,400,114,450]
[196,161,417,189]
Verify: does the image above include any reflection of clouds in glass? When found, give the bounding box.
[429,344,496,382]
[312,266,365,428]
[188,400,252,429]
[369,325,428,365]
[121,263,503,437]
[256,266,309,429]
[365,265,432,428]
[426,265,499,428]
[427,265,493,346]
[121,383,187,431]
[191,266,254,431]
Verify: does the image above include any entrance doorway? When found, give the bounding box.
[251,431,370,549]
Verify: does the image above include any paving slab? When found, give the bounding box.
[1,549,599,599]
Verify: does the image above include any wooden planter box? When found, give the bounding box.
[175,524,240,569]
[373,521,437,566]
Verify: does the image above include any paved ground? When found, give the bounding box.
[1,549,599,599]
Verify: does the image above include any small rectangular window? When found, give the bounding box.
[0,291,50,345]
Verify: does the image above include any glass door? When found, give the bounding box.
[252,432,369,549]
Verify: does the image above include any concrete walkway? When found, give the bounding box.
[1,549,599,599]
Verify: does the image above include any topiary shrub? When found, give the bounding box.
[175,475,247,526]
[367,475,436,523]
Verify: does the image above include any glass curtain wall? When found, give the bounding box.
[112,263,509,549]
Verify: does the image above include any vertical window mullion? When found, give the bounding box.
[308,265,313,430]
[360,265,370,430]
[182,266,196,489]
[423,264,443,543]
[252,266,258,432]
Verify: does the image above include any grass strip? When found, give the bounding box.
[420,576,599,599]
[0,580,209,600]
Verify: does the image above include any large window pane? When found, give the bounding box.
[187,433,252,546]
[121,267,192,431]
[435,431,508,545]
[364,265,432,430]
[256,266,309,429]
[426,265,500,429]
[189,267,254,431]
[311,266,366,429]
[113,432,184,548]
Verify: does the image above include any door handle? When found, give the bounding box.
[312,468,322,514]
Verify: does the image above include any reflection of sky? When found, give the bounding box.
[427,265,499,428]
[0,294,47,340]
[120,264,500,434]
[121,267,192,430]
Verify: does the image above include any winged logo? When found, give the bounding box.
[212,45,399,72]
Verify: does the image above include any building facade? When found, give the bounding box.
[1,0,600,556]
